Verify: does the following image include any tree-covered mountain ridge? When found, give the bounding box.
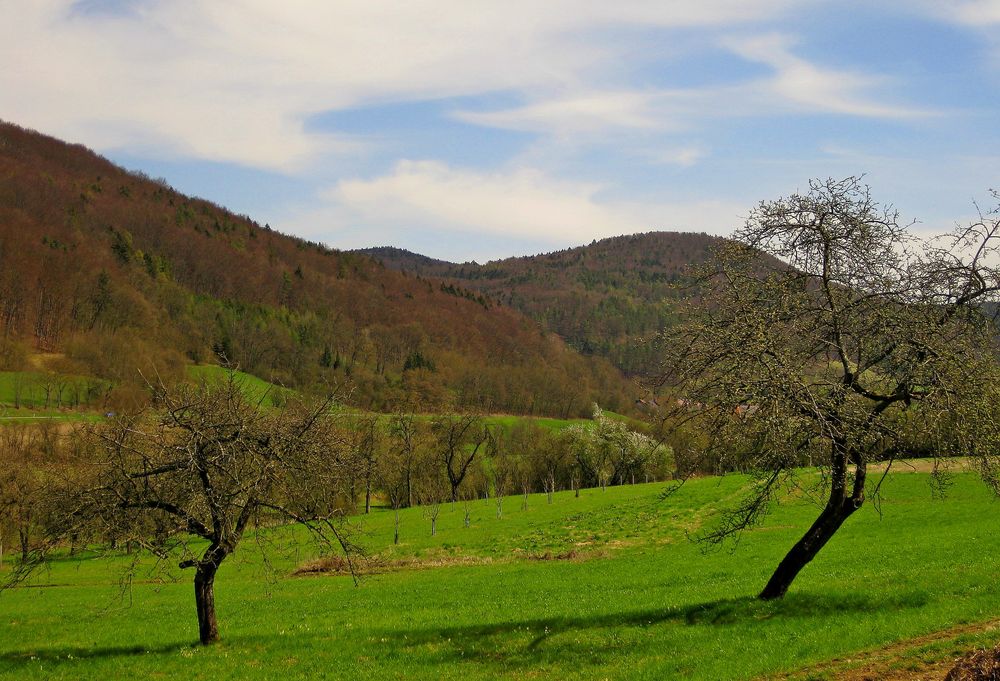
[357,231,726,375]
[0,120,632,417]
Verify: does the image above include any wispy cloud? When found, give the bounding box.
[645,146,708,166]
[0,1,807,172]
[451,34,927,149]
[452,91,672,136]
[723,33,933,119]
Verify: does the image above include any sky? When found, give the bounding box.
[2,1,999,263]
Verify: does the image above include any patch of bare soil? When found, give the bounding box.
[294,547,604,576]
[527,549,585,561]
[774,618,1000,681]
[868,458,973,475]
[293,553,497,577]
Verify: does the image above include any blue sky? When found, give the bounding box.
[2,1,999,262]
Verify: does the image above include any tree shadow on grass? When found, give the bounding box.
[0,634,272,668]
[0,641,192,665]
[386,590,930,670]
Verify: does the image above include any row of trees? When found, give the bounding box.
[331,405,669,539]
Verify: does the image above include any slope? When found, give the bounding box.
[358,231,725,375]
[0,121,630,417]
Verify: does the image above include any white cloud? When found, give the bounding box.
[0,0,801,171]
[452,91,672,136]
[302,160,746,248]
[449,33,926,146]
[647,146,708,166]
[724,33,931,119]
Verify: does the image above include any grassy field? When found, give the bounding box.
[2,365,614,431]
[0,371,106,411]
[186,365,294,409]
[1,466,999,679]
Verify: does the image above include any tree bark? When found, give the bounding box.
[194,561,221,644]
[759,447,865,600]
[758,500,860,600]
[19,526,29,562]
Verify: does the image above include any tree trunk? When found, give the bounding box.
[393,508,400,545]
[19,526,29,562]
[194,562,221,644]
[758,462,865,601]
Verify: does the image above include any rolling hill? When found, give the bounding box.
[0,121,631,417]
[358,231,725,375]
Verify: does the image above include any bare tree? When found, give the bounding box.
[377,420,413,545]
[487,427,515,519]
[423,502,441,536]
[431,413,488,502]
[352,414,381,514]
[0,426,43,566]
[386,412,420,508]
[657,178,1000,600]
[13,372,359,645]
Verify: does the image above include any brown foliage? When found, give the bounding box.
[0,120,631,417]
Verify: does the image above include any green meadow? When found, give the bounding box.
[186,365,295,409]
[1,468,998,680]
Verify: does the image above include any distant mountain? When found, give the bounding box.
[0,121,632,417]
[357,231,725,375]
[359,246,455,272]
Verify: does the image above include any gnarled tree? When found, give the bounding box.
[15,372,358,645]
[657,178,1000,600]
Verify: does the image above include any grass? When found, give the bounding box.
[0,409,103,423]
[482,414,588,431]
[186,365,293,409]
[3,365,608,430]
[0,371,105,411]
[2,467,999,679]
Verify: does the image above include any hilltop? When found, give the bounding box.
[358,231,724,375]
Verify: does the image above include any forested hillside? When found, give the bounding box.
[359,232,723,375]
[0,121,631,416]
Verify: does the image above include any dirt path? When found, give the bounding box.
[773,618,1000,680]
